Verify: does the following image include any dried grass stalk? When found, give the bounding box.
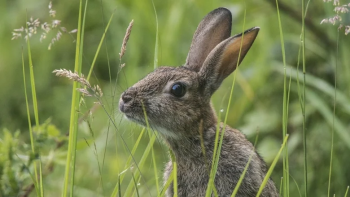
[119,20,134,59]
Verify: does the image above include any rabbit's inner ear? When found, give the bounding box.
[184,8,232,72]
[199,27,259,95]
[219,29,259,79]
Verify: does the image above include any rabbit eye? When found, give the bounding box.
[170,83,186,97]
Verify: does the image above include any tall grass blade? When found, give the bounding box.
[279,177,283,197]
[22,48,40,196]
[124,103,155,197]
[151,0,159,69]
[86,121,105,194]
[231,154,253,197]
[274,0,289,196]
[25,11,44,196]
[69,0,88,194]
[110,128,146,196]
[123,133,157,196]
[290,175,302,197]
[345,186,349,197]
[328,30,339,197]
[170,150,178,197]
[256,134,289,197]
[62,0,85,196]
[301,0,308,195]
[86,12,115,81]
[205,109,222,196]
[206,4,248,196]
[231,131,260,196]
[152,148,160,194]
[131,171,140,197]
[158,171,174,197]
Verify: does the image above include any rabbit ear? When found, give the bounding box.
[185,8,232,72]
[199,27,259,95]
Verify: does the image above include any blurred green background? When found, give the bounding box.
[1,0,350,196]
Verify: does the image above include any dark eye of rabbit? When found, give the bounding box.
[170,83,186,97]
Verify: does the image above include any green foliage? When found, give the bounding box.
[1,0,350,196]
[0,129,22,197]
[0,120,65,196]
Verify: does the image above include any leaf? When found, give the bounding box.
[47,124,61,137]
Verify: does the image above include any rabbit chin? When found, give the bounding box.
[123,114,178,139]
[123,113,146,126]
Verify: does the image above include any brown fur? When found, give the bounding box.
[119,7,278,197]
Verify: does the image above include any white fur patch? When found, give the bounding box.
[153,126,179,139]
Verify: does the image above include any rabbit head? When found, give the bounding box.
[119,7,259,139]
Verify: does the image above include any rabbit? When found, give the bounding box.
[119,7,278,197]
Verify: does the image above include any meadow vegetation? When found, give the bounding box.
[0,0,349,196]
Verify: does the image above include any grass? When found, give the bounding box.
[274,0,290,196]
[24,12,43,196]
[22,46,40,196]
[2,0,350,196]
[61,0,85,196]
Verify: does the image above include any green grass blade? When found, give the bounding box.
[158,171,174,197]
[124,103,156,196]
[39,162,43,196]
[25,12,43,196]
[279,177,283,197]
[110,128,146,196]
[151,0,159,69]
[290,175,302,197]
[69,0,87,192]
[131,171,140,197]
[170,150,178,197]
[206,4,248,196]
[86,121,105,194]
[231,154,252,197]
[62,0,85,196]
[274,0,289,195]
[152,148,160,194]
[256,134,289,197]
[328,29,340,197]
[22,47,40,196]
[345,186,349,197]
[231,131,260,197]
[205,110,222,197]
[86,12,115,81]
[123,133,157,196]
[301,0,308,195]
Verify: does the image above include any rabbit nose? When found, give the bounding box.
[121,87,136,104]
[121,92,133,103]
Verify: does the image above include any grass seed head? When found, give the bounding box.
[119,19,134,59]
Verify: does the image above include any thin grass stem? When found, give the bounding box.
[170,150,178,197]
[206,3,248,196]
[256,135,289,197]
[328,28,339,197]
[301,0,308,196]
[151,0,159,69]
[274,0,289,196]
[62,0,84,196]
[158,170,174,197]
[22,47,40,196]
